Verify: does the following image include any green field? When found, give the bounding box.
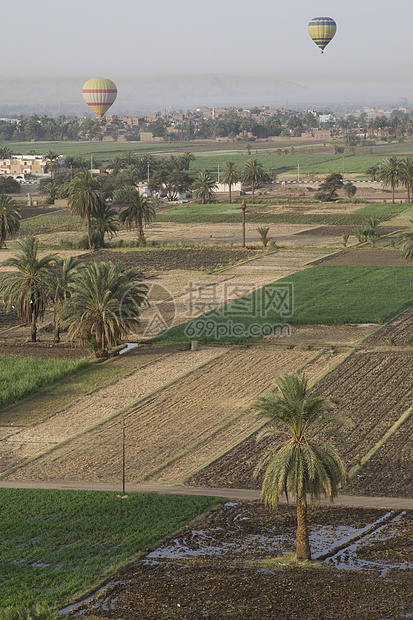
[0,488,219,608]
[0,140,388,176]
[156,202,409,225]
[0,357,90,410]
[154,265,413,344]
[0,140,179,162]
[19,212,85,236]
[191,151,384,178]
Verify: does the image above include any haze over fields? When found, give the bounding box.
[0,0,411,115]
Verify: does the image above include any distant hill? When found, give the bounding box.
[0,74,307,117]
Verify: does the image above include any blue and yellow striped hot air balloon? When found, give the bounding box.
[308,17,337,54]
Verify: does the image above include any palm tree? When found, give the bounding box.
[221,161,239,204]
[67,170,103,250]
[0,194,20,247]
[242,159,267,204]
[252,373,353,562]
[377,157,401,204]
[60,261,147,358]
[91,199,119,247]
[0,146,12,159]
[120,149,140,168]
[51,256,84,343]
[113,186,155,237]
[180,151,196,170]
[44,150,59,180]
[191,170,217,204]
[0,237,57,341]
[398,220,413,262]
[399,157,413,203]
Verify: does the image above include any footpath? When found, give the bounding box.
[1,479,413,510]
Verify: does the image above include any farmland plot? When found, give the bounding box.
[4,348,330,484]
[363,306,413,347]
[189,351,413,495]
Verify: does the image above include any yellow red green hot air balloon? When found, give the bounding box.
[308,17,337,54]
[82,78,117,120]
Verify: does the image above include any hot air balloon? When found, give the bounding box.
[308,17,337,54]
[82,78,117,120]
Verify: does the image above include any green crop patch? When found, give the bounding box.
[0,488,219,608]
[157,202,409,225]
[154,265,413,344]
[0,357,90,410]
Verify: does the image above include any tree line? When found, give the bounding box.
[0,237,147,357]
[1,108,412,143]
[366,156,413,203]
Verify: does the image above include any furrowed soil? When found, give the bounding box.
[3,348,331,483]
[311,247,410,267]
[79,247,260,273]
[189,350,413,497]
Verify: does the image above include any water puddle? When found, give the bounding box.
[59,581,123,615]
[146,506,413,576]
[119,342,139,355]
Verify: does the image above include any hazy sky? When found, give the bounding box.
[2,0,412,106]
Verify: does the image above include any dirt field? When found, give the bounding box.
[311,247,411,267]
[296,225,402,237]
[79,247,260,273]
[76,502,413,620]
[189,350,413,498]
[363,305,413,347]
[3,348,330,483]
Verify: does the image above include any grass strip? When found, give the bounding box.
[0,488,220,608]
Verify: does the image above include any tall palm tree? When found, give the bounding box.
[0,194,20,247]
[191,170,217,204]
[44,150,59,180]
[221,161,239,204]
[241,159,267,204]
[113,186,155,237]
[0,237,57,341]
[67,170,103,250]
[377,156,401,204]
[252,373,353,562]
[51,256,84,343]
[399,157,413,203]
[398,220,413,262]
[120,149,140,168]
[91,198,119,247]
[60,261,147,358]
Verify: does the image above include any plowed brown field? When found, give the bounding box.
[5,348,339,484]
[189,350,413,496]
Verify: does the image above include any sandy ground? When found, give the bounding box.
[0,346,225,473]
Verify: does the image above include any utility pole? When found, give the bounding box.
[241,200,246,248]
[297,162,300,183]
[122,414,126,497]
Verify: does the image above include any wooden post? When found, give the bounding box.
[122,414,126,496]
[241,200,246,248]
